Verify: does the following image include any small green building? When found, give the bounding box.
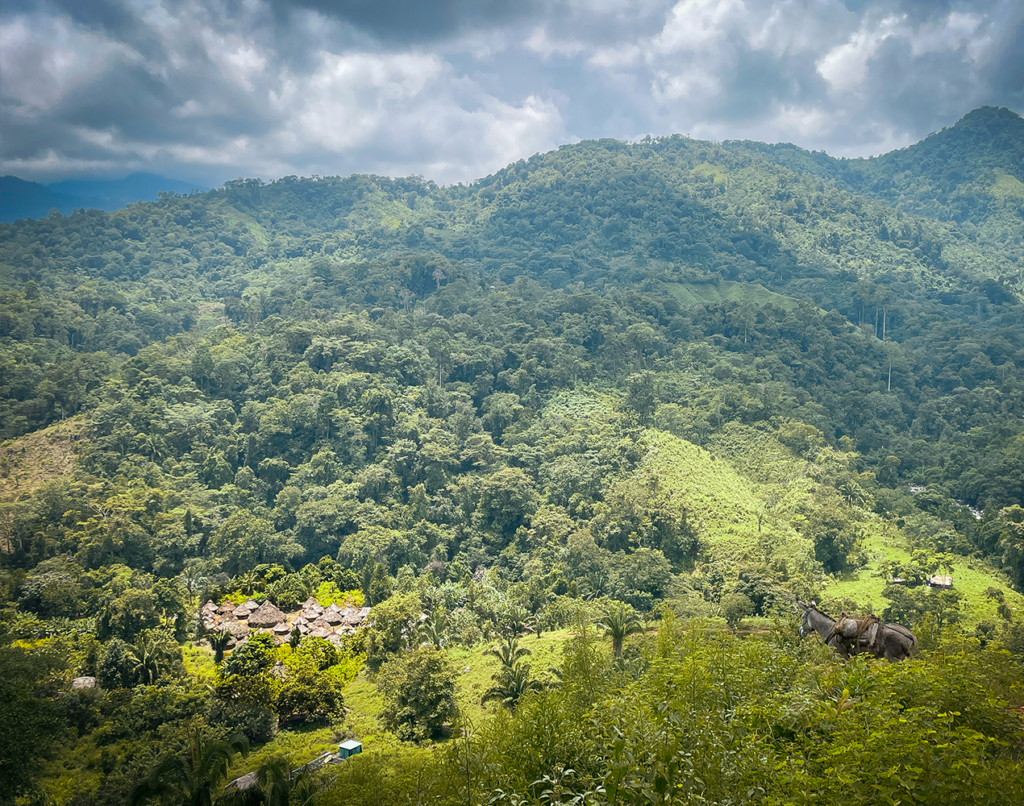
[338,739,362,759]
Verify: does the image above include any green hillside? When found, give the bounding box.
[2,109,1024,805]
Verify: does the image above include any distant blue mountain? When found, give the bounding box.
[0,173,207,223]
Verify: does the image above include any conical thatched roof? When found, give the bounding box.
[303,597,324,614]
[202,600,218,613]
[323,608,344,624]
[293,615,309,626]
[243,599,260,611]
[312,616,333,630]
[218,601,236,615]
[233,604,251,619]
[309,626,332,639]
[247,600,286,628]
[217,620,249,638]
[272,622,291,635]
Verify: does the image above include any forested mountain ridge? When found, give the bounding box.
[2,108,1024,805]
[732,106,1024,224]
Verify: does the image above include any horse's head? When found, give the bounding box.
[795,600,816,638]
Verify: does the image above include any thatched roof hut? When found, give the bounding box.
[272,622,291,635]
[217,620,249,639]
[202,600,218,613]
[218,601,236,615]
[309,626,333,639]
[243,599,260,611]
[233,604,251,619]
[248,600,286,628]
[302,597,324,614]
[323,608,344,625]
[312,616,333,631]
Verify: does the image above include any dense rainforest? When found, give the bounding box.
[1,105,1023,806]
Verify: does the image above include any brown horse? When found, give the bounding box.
[796,600,916,662]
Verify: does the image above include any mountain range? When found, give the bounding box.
[2,105,1024,806]
[0,173,206,223]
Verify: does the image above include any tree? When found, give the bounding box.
[0,646,66,803]
[222,633,275,678]
[129,723,248,806]
[207,630,231,664]
[99,587,162,642]
[804,493,859,574]
[998,505,1024,588]
[98,637,140,688]
[597,601,642,658]
[377,647,459,742]
[131,630,177,685]
[624,371,657,425]
[484,634,531,668]
[481,663,543,713]
[364,592,420,671]
[277,655,345,725]
[477,468,538,541]
[720,593,755,629]
[210,510,301,577]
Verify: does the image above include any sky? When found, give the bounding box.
[1,0,1022,186]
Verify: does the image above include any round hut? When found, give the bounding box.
[217,620,249,640]
[302,597,324,615]
[247,600,286,629]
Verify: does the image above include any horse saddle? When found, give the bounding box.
[833,613,882,653]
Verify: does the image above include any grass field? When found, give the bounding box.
[0,415,83,503]
[222,628,595,782]
[826,526,1024,625]
[666,280,803,311]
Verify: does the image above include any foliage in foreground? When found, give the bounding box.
[321,622,1024,806]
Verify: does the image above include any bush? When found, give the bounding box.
[208,699,277,743]
[376,647,458,742]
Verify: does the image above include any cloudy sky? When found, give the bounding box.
[1,0,1021,186]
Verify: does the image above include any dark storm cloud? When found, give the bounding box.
[269,0,541,44]
[0,0,1020,183]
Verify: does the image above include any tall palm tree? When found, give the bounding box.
[234,571,261,596]
[597,602,643,659]
[207,629,231,664]
[256,756,291,806]
[502,605,534,638]
[420,611,447,649]
[131,631,170,685]
[484,634,531,669]
[481,663,544,713]
[128,724,248,806]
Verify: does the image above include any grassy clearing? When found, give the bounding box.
[0,416,84,503]
[666,280,802,311]
[642,429,780,564]
[229,628,589,780]
[827,526,1023,625]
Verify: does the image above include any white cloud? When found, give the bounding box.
[653,0,745,54]
[0,15,137,112]
[816,14,905,92]
[0,1,1019,183]
[524,27,585,60]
